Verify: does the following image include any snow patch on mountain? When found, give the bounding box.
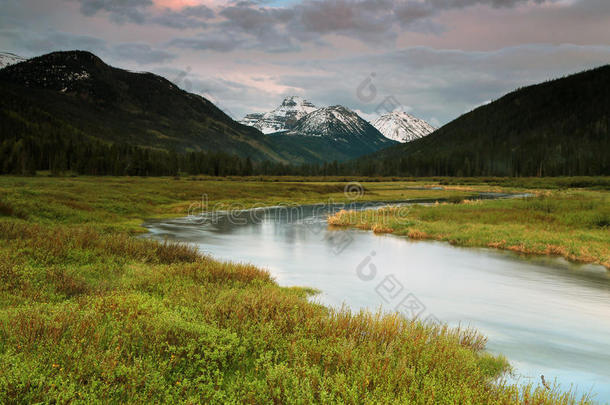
[0,52,26,69]
[289,106,368,139]
[240,113,264,127]
[240,96,317,134]
[283,105,393,150]
[373,111,435,143]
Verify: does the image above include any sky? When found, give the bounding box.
[1,0,609,125]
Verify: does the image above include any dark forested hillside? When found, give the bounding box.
[0,51,291,160]
[355,65,610,176]
[0,51,394,174]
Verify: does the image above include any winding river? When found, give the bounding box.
[144,197,610,403]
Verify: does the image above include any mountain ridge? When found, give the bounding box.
[355,65,610,176]
[0,50,398,164]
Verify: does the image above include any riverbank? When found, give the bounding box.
[0,176,599,403]
[328,189,609,269]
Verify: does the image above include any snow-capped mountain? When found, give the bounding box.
[373,111,435,143]
[285,105,393,148]
[240,97,397,156]
[0,52,26,70]
[240,112,264,127]
[240,96,317,134]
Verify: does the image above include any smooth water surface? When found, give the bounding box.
[144,200,610,402]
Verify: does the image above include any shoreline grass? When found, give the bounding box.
[0,176,603,402]
[328,190,609,269]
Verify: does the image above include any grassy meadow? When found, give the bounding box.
[0,175,605,403]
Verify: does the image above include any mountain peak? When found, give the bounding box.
[286,105,393,147]
[0,50,114,94]
[281,95,313,106]
[240,95,318,134]
[373,111,435,143]
[29,50,108,72]
[0,52,26,70]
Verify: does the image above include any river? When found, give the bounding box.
[144,197,610,403]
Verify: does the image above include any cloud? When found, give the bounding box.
[112,43,176,64]
[0,28,176,65]
[151,5,215,28]
[0,29,108,56]
[71,0,563,51]
[74,0,215,27]
[78,0,153,23]
[168,35,247,52]
[428,0,551,7]
[3,0,609,127]
[271,43,610,125]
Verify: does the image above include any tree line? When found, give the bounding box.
[1,107,607,177]
[1,133,608,177]
[0,131,341,177]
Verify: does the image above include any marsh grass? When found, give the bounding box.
[328,190,610,268]
[0,176,601,403]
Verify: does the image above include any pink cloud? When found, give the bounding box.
[153,0,215,10]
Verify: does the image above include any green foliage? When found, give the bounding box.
[0,177,595,403]
[0,221,523,403]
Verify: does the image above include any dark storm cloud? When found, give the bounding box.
[216,5,300,50]
[167,4,301,53]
